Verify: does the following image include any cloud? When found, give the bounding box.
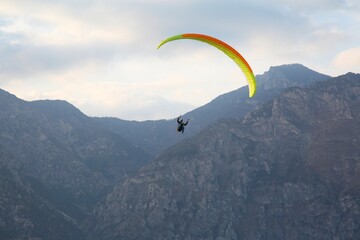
[332,47,360,74]
[83,95,195,120]
[0,1,139,81]
[2,53,240,120]
[0,0,359,120]
[271,0,348,12]
[0,42,118,80]
[5,72,196,120]
[0,1,137,44]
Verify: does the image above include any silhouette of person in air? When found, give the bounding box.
[176,116,189,134]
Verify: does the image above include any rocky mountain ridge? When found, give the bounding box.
[0,64,352,240]
[92,73,360,240]
[94,63,330,156]
[0,92,151,239]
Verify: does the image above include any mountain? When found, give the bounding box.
[0,91,151,239]
[92,73,360,240]
[0,64,348,239]
[0,154,85,239]
[94,63,330,156]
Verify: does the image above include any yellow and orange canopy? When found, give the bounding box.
[157,33,257,98]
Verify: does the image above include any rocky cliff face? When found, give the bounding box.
[95,64,330,157]
[0,154,85,240]
[0,64,354,239]
[0,92,151,239]
[92,73,360,240]
[257,63,329,90]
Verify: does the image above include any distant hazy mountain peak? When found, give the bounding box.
[30,99,86,119]
[0,88,24,105]
[257,63,330,90]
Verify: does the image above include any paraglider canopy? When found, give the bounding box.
[157,33,257,98]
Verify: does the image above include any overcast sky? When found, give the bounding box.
[0,0,359,120]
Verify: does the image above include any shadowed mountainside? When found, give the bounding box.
[0,154,86,239]
[92,73,360,240]
[0,91,151,239]
[1,64,351,240]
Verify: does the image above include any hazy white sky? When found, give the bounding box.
[0,0,359,120]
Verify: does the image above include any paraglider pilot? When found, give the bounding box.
[177,116,189,134]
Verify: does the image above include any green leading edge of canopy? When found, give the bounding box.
[157,33,257,98]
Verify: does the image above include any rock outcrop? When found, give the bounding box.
[92,73,360,240]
